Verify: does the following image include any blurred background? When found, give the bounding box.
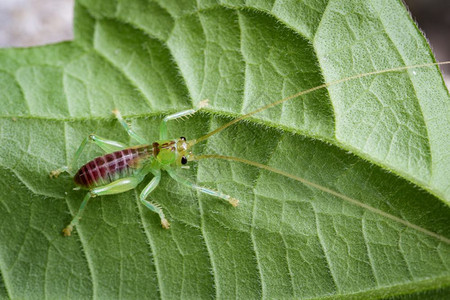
[0,0,448,85]
[406,0,450,85]
[0,0,73,47]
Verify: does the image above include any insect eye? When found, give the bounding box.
[181,156,188,165]
[180,136,186,141]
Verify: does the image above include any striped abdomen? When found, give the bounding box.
[74,146,153,188]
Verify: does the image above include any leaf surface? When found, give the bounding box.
[0,0,449,299]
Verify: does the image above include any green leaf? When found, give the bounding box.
[0,0,449,299]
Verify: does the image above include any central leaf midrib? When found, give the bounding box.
[28,2,443,205]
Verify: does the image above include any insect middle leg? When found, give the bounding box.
[63,175,145,236]
[166,169,239,207]
[138,169,170,229]
[50,134,126,178]
[159,99,209,140]
[113,109,149,144]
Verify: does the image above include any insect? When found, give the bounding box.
[50,99,239,236]
[51,61,450,241]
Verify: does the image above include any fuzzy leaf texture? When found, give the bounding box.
[0,0,449,299]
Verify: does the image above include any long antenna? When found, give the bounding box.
[195,154,450,245]
[188,61,450,148]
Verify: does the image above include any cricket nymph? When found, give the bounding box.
[74,139,191,189]
[51,101,220,237]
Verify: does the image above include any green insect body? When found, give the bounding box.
[52,100,237,236]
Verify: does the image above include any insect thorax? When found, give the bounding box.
[153,138,189,167]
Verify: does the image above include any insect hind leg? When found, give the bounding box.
[63,175,145,236]
[62,192,91,236]
[50,134,126,178]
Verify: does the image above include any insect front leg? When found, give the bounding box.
[50,134,126,178]
[63,175,145,237]
[159,99,209,140]
[166,169,239,207]
[139,169,170,229]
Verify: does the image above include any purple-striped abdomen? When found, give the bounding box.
[74,146,152,188]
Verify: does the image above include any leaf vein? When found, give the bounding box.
[361,214,380,286]
[312,205,340,294]
[133,190,162,299]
